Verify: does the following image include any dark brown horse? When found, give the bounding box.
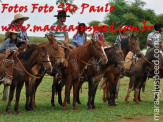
[125,48,163,104]
[6,44,52,114]
[61,40,108,110]
[25,34,65,110]
[101,34,141,105]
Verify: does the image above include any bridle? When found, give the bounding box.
[1,58,14,80]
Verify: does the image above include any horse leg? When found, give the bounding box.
[91,83,98,109]
[2,85,8,101]
[87,80,93,110]
[125,77,134,104]
[58,79,65,106]
[67,84,72,104]
[76,80,84,104]
[32,77,43,108]
[29,78,36,110]
[115,79,120,99]
[72,80,79,111]
[51,77,58,107]
[6,85,16,115]
[14,83,24,114]
[25,79,31,111]
[63,78,72,110]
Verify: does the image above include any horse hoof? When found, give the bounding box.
[63,106,67,110]
[16,110,21,114]
[92,106,96,109]
[73,107,78,111]
[133,98,139,104]
[6,111,12,115]
[88,108,92,111]
[51,104,55,107]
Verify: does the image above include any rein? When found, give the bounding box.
[15,54,41,79]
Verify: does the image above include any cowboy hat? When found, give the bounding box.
[98,22,108,27]
[54,10,70,17]
[5,29,20,38]
[11,13,29,24]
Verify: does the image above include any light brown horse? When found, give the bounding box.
[61,40,108,110]
[6,44,52,114]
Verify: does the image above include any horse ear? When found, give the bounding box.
[136,33,140,38]
[47,33,55,44]
[91,39,95,43]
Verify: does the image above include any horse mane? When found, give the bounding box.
[17,44,38,60]
[68,42,91,59]
[121,36,130,50]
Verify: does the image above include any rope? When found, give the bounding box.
[16,54,40,79]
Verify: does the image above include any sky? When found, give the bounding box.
[0,0,162,38]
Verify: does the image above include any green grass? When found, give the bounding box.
[0,76,163,121]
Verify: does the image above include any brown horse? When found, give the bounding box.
[101,34,141,105]
[125,48,163,104]
[61,40,108,110]
[6,44,52,114]
[25,34,66,110]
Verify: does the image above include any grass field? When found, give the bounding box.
[0,76,163,122]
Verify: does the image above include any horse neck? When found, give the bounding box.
[16,49,39,71]
[72,43,92,71]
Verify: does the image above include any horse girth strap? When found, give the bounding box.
[15,54,40,79]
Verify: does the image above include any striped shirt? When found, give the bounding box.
[147,31,162,49]
[49,21,68,42]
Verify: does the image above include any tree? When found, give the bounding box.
[89,0,158,49]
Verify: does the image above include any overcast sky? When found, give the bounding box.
[0,0,162,38]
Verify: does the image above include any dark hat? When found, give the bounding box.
[154,23,163,31]
[54,10,70,17]
[78,23,89,30]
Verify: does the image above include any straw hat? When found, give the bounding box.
[98,22,108,27]
[5,30,20,38]
[11,13,29,24]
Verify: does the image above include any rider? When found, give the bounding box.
[146,23,163,77]
[72,23,87,47]
[147,23,162,49]
[10,13,30,43]
[115,25,130,48]
[0,30,20,53]
[50,10,70,45]
[92,22,108,46]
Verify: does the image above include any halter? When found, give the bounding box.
[1,58,14,80]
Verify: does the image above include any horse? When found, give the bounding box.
[101,34,141,105]
[6,44,52,114]
[24,34,66,110]
[60,40,108,110]
[125,48,163,104]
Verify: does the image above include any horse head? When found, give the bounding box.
[90,40,108,65]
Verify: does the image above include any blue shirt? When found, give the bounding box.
[72,33,85,46]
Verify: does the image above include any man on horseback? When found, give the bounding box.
[147,23,162,49]
[146,23,163,77]
[72,23,87,47]
[50,10,70,44]
[9,13,30,43]
[92,22,108,45]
